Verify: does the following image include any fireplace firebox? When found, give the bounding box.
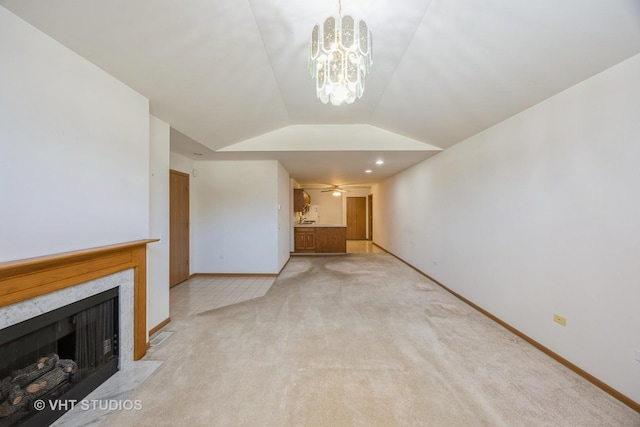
[0,288,119,426]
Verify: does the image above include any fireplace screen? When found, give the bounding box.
[0,289,119,426]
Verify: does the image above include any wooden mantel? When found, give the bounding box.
[0,239,158,361]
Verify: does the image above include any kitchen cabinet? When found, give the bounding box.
[294,226,346,253]
[294,227,316,252]
[293,189,310,212]
[315,227,346,253]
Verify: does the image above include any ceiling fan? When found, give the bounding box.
[320,185,350,196]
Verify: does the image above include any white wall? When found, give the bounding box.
[148,116,170,330]
[305,189,343,225]
[169,153,194,177]
[277,163,291,271]
[373,54,640,403]
[191,160,283,274]
[0,8,149,262]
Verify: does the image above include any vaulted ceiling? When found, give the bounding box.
[3,0,640,186]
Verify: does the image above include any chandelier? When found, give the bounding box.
[308,0,372,106]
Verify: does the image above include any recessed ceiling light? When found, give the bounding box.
[375,160,384,165]
[365,169,372,173]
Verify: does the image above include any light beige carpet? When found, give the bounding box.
[102,254,639,426]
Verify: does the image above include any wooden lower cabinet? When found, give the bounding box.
[294,227,346,253]
[315,227,346,253]
[294,227,316,252]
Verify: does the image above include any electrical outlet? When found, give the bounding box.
[553,314,567,327]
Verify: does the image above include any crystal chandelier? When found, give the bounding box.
[308,0,372,106]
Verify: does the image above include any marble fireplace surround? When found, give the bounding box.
[0,240,157,364]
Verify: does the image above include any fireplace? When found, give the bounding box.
[0,289,119,426]
[0,240,155,425]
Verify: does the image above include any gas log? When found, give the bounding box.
[10,353,59,388]
[24,367,68,396]
[0,355,76,418]
[0,377,13,402]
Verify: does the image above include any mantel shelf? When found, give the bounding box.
[0,239,159,360]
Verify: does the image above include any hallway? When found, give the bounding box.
[169,241,384,318]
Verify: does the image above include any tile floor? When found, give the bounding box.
[169,276,276,318]
[346,240,386,254]
[169,241,384,317]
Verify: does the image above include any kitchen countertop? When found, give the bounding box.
[294,223,346,228]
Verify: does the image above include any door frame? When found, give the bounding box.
[368,194,373,241]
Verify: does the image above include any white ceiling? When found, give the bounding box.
[3,0,640,186]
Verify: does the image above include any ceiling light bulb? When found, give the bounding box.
[332,191,342,196]
[365,169,372,173]
[376,160,384,165]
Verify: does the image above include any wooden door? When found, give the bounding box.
[368,194,373,241]
[346,197,366,240]
[170,170,190,287]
